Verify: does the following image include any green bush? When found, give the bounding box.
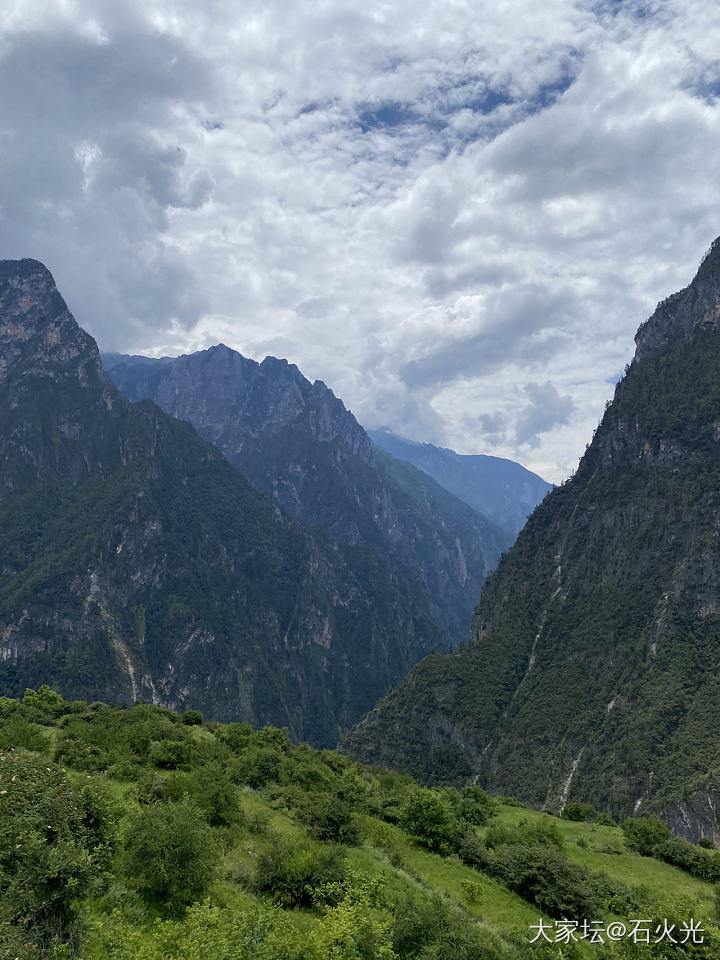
[485,817,562,850]
[230,744,286,788]
[622,816,671,856]
[653,836,720,883]
[182,710,203,726]
[0,752,100,950]
[120,799,218,912]
[253,838,345,907]
[456,785,497,825]
[392,889,507,960]
[148,738,194,770]
[300,793,361,845]
[485,844,601,919]
[399,788,461,855]
[562,802,597,822]
[162,766,242,827]
[0,717,47,753]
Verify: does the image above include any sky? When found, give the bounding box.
[1,0,719,482]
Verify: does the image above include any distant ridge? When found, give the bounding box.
[368,428,551,537]
[104,346,511,651]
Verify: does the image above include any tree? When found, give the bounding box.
[622,816,671,856]
[398,789,461,855]
[121,799,217,912]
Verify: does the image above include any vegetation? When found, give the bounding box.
[2,690,720,958]
[343,320,720,828]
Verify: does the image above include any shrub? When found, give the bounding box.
[120,799,218,912]
[148,738,194,771]
[485,844,602,919]
[399,788,461,855]
[0,752,100,950]
[162,766,242,827]
[622,816,671,856]
[654,836,720,883]
[485,817,562,850]
[182,710,203,726]
[253,838,345,907]
[300,793,360,845]
[0,717,47,753]
[562,802,597,822]
[230,745,286,788]
[457,785,497,825]
[392,889,506,960]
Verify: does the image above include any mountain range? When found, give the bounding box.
[1,259,551,748]
[343,237,720,842]
[0,259,459,746]
[103,348,515,651]
[368,428,551,536]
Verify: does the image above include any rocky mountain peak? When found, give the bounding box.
[0,259,108,393]
[634,236,720,363]
[0,259,122,499]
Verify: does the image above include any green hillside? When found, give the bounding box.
[2,690,719,959]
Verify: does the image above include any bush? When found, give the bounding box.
[399,788,461,855]
[485,817,562,850]
[485,844,602,919]
[622,816,671,856]
[562,802,597,822]
[654,836,720,882]
[392,889,506,960]
[0,752,100,950]
[120,799,218,912]
[253,838,345,907]
[300,793,360,845]
[0,717,48,753]
[456,785,497,825]
[148,739,194,770]
[230,745,286,788]
[162,766,242,827]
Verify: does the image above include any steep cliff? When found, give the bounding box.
[343,238,720,840]
[0,260,446,746]
[105,346,510,649]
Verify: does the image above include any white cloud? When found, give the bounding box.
[0,0,719,481]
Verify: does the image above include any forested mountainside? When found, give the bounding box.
[0,259,451,746]
[104,347,510,650]
[343,238,720,842]
[368,428,551,537]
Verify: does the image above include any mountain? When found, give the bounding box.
[104,347,510,649]
[368,428,551,537]
[0,259,454,746]
[343,237,720,841]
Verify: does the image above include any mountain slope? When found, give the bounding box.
[0,259,446,746]
[104,346,510,649]
[368,428,551,537]
[343,238,720,840]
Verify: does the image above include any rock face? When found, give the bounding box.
[343,237,720,840]
[104,347,510,650]
[0,260,453,746]
[368,428,551,537]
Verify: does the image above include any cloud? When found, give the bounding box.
[0,0,719,481]
[515,381,576,447]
